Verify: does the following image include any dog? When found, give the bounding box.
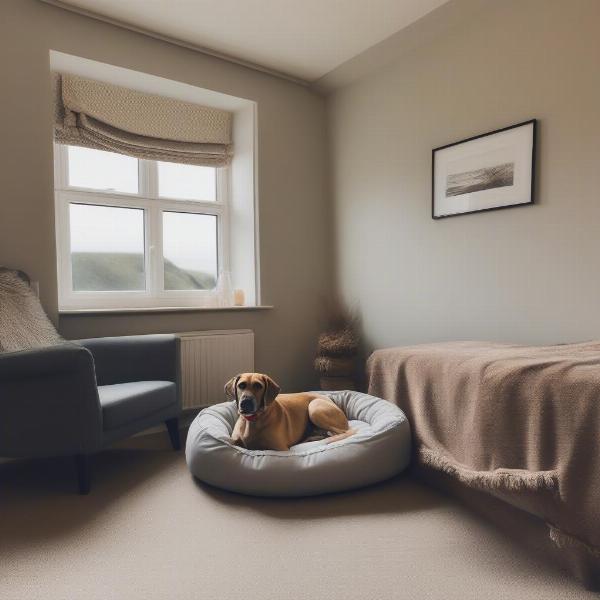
[225,373,355,451]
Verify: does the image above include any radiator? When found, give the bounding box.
[177,329,254,409]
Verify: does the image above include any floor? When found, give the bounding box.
[0,434,594,600]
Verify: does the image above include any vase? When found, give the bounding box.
[216,271,234,307]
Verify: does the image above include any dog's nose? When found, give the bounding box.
[240,397,254,413]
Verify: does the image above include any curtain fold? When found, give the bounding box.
[54,73,233,166]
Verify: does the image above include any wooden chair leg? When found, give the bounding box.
[165,418,181,451]
[74,454,91,495]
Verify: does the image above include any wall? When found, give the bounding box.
[327,0,600,352]
[0,0,331,391]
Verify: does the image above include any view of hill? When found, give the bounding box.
[71,252,216,291]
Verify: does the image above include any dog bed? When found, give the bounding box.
[185,390,411,497]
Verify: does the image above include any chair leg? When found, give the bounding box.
[165,418,181,451]
[74,454,91,495]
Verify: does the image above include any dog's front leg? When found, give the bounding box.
[231,418,246,448]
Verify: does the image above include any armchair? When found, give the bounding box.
[0,267,181,494]
[0,335,181,494]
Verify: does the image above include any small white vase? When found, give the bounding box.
[216,271,234,307]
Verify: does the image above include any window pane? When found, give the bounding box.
[158,162,216,201]
[163,212,217,290]
[69,204,145,291]
[67,146,138,194]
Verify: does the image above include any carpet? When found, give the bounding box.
[0,433,593,600]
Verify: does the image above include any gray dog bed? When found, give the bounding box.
[185,390,411,497]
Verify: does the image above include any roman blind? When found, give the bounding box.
[53,73,233,166]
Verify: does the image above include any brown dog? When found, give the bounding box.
[225,373,354,451]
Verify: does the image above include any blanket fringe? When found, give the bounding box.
[418,447,559,493]
[548,525,600,558]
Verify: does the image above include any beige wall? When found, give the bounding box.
[0,0,331,391]
[328,0,600,352]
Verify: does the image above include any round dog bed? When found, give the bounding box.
[185,390,411,497]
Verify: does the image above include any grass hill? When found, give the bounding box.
[72,252,216,291]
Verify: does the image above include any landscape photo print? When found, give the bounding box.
[432,120,536,218]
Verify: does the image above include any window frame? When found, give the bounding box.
[54,143,229,310]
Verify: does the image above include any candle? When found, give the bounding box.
[233,289,245,306]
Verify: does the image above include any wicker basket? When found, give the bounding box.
[314,355,356,377]
[319,377,357,391]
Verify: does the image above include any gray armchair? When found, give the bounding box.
[0,267,182,493]
[0,335,181,494]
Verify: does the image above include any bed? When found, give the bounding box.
[367,340,600,589]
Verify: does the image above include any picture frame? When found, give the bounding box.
[432,119,536,219]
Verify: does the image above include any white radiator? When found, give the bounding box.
[177,329,254,409]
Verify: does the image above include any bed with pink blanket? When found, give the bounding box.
[367,340,600,589]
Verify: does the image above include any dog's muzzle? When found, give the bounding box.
[239,395,257,418]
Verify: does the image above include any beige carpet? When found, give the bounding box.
[0,434,594,600]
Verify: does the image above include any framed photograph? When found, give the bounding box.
[432,119,536,219]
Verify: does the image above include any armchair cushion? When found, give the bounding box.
[99,381,177,430]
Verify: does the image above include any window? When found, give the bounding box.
[67,146,139,194]
[162,212,218,290]
[69,204,146,292]
[54,145,228,309]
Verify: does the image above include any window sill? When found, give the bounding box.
[59,305,274,316]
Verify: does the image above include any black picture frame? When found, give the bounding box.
[432,119,537,219]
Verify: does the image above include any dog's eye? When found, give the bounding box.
[253,382,263,390]
[238,381,247,390]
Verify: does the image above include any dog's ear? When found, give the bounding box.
[224,375,240,401]
[262,375,281,406]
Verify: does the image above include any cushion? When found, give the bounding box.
[0,268,63,353]
[98,381,177,430]
[185,390,411,497]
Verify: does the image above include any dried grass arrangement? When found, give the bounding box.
[315,299,359,391]
[317,329,358,357]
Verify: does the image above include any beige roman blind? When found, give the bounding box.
[54,73,233,166]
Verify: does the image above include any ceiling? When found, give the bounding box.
[47,0,450,83]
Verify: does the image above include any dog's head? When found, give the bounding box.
[224,372,281,421]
